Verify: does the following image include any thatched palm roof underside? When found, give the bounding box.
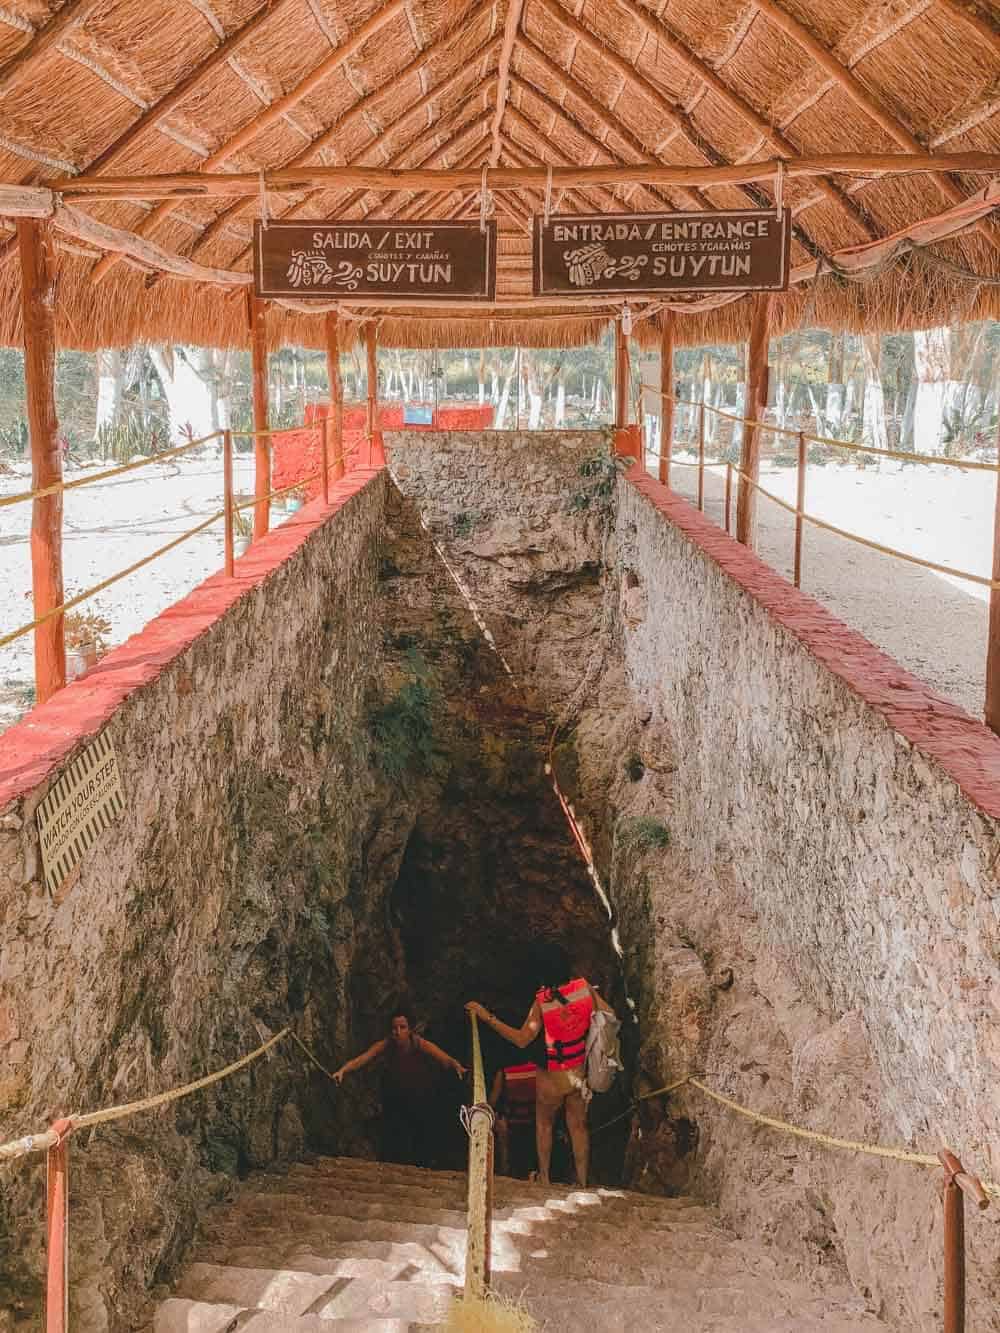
[0,0,998,348]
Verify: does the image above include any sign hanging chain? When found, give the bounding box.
[258,169,270,231]
[543,165,553,227]
[774,159,784,217]
[479,165,495,233]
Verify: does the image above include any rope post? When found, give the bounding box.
[45,1119,72,1333]
[939,1149,990,1333]
[223,428,234,577]
[724,462,733,534]
[247,293,270,541]
[697,402,706,512]
[794,429,807,588]
[986,418,1000,735]
[659,314,675,488]
[463,1013,494,1301]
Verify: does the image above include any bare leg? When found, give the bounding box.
[564,1091,589,1187]
[535,1099,559,1185]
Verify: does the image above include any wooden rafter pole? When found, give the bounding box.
[518,33,696,214]
[611,0,876,239]
[324,311,344,482]
[187,29,501,263]
[88,0,409,285]
[16,220,65,704]
[736,292,773,547]
[247,294,270,540]
[86,0,293,176]
[660,314,675,487]
[51,152,1000,202]
[0,0,101,98]
[753,0,999,244]
[498,132,610,218]
[490,0,525,166]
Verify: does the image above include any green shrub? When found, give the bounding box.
[568,451,617,513]
[619,816,670,851]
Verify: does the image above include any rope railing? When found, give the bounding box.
[0,420,358,673]
[639,384,999,597]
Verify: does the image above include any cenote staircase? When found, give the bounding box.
[153,1155,889,1332]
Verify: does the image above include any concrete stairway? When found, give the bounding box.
[153,1156,890,1332]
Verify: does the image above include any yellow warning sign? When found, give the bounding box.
[36,731,124,896]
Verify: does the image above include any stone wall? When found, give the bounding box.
[0,470,390,1329]
[605,471,1000,1327]
[384,430,614,714]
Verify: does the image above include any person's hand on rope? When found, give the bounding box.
[330,1066,346,1085]
[451,1058,468,1079]
[465,1000,492,1023]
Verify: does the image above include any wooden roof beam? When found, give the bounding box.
[753,0,999,242]
[49,152,1000,201]
[498,132,606,219]
[489,0,525,166]
[503,104,631,215]
[0,0,102,98]
[89,0,410,285]
[611,0,877,240]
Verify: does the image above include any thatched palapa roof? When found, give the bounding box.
[0,0,998,348]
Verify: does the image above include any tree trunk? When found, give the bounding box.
[94,348,123,438]
[913,327,950,454]
[148,345,217,442]
[861,335,888,451]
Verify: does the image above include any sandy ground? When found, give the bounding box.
[0,443,283,731]
[0,444,991,732]
[662,451,990,720]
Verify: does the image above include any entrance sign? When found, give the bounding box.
[533,209,791,296]
[36,730,125,896]
[254,220,497,301]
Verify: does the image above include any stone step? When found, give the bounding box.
[227,1187,719,1237]
[175,1264,457,1322]
[154,1300,415,1332]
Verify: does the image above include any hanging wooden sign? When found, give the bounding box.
[533,209,791,296]
[254,220,497,301]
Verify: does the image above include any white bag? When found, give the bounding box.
[585,1007,623,1094]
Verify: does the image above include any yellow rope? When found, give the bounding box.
[288,1030,336,1080]
[727,462,1000,589]
[0,510,225,651]
[0,1027,291,1162]
[649,385,1000,472]
[0,434,221,509]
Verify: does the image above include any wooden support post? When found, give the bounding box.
[615,318,629,430]
[223,429,234,577]
[247,294,270,540]
[736,293,772,547]
[794,429,807,588]
[366,320,378,443]
[324,311,344,481]
[659,314,674,487]
[986,419,1000,734]
[45,1122,72,1333]
[17,219,65,704]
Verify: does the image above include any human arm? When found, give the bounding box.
[417,1036,467,1078]
[331,1039,387,1085]
[466,1000,542,1049]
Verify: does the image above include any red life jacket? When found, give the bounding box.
[501,1064,537,1126]
[536,978,594,1071]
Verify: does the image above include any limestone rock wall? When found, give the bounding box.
[0,475,390,1329]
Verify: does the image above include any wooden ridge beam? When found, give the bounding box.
[88,0,409,284]
[490,0,525,166]
[611,0,877,240]
[186,32,499,261]
[45,151,1000,202]
[753,0,999,242]
[0,0,101,98]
